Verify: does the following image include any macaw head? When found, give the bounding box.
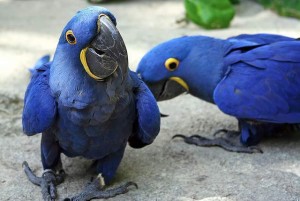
[50,7,129,106]
[137,36,224,103]
[52,6,127,81]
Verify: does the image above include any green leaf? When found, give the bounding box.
[230,0,240,5]
[184,0,235,29]
[257,0,300,19]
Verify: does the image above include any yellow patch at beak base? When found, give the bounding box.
[169,77,189,91]
[80,47,103,81]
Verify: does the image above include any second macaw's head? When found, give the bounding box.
[50,7,129,104]
[137,36,223,103]
[136,38,190,101]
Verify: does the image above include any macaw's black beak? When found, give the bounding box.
[80,15,128,81]
[146,77,189,101]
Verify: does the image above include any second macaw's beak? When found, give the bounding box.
[80,15,128,81]
[146,77,189,101]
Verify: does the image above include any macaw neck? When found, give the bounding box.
[186,39,230,104]
[188,68,227,104]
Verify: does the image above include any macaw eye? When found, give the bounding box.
[165,58,179,71]
[66,30,76,45]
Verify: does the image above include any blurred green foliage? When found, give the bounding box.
[257,0,300,19]
[229,0,240,4]
[184,0,235,29]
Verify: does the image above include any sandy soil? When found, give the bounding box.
[0,0,300,200]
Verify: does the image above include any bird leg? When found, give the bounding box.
[22,161,65,201]
[173,130,263,154]
[63,174,138,201]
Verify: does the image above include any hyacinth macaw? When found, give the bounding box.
[137,33,300,153]
[22,6,160,201]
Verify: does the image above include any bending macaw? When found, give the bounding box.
[22,6,160,201]
[137,33,300,153]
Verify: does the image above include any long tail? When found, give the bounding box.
[29,55,50,74]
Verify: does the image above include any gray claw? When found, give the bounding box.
[172,134,187,140]
[22,161,65,201]
[64,181,138,201]
[160,113,169,117]
[123,181,138,190]
[212,129,229,137]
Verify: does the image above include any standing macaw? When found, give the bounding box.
[22,6,160,201]
[136,33,300,153]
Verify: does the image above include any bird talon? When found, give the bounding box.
[65,181,138,200]
[49,183,56,199]
[22,161,30,169]
[160,113,169,117]
[172,134,187,140]
[212,129,228,137]
[125,181,138,190]
[22,161,65,200]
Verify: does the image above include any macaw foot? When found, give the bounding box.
[22,161,65,201]
[172,133,263,154]
[64,175,138,201]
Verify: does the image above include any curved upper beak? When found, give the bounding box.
[145,77,189,101]
[80,15,128,81]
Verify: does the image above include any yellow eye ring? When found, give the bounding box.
[66,30,76,45]
[165,58,179,71]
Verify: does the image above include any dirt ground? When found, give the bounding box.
[0,0,300,200]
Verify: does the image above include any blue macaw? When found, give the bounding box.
[22,6,160,201]
[137,33,300,153]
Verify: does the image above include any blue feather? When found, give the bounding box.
[128,71,160,148]
[29,54,50,74]
[228,33,295,44]
[22,63,57,135]
[215,41,300,123]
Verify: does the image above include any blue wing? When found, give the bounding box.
[214,41,300,123]
[29,54,50,74]
[228,33,295,45]
[22,62,57,135]
[128,71,160,148]
[224,34,296,62]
